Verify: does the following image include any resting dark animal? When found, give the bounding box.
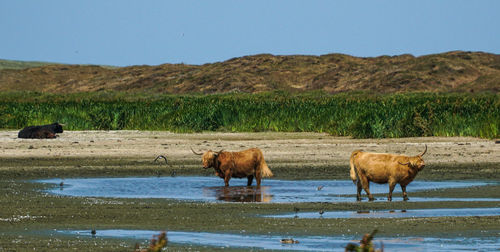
[18,122,64,139]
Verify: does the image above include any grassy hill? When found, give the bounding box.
[0,51,498,94]
[0,59,55,70]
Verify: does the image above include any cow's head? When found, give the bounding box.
[52,122,64,133]
[399,145,427,171]
[191,147,223,169]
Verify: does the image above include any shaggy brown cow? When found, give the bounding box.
[191,147,273,187]
[349,145,427,201]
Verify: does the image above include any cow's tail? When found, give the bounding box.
[260,156,273,178]
[350,150,362,184]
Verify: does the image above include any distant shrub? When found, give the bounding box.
[134,231,168,252]
[345,229,383,252]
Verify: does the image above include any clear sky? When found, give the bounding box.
[1,0,499,66]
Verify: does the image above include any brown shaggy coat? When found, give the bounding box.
[349,145,427,201]
[196,148,273,187]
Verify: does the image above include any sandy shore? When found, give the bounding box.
[0,131,500,172]
[1,130,498,166]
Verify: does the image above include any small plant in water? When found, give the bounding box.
[134,231,168,252]
[345,229,383,252]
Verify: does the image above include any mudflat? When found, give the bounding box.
[0,131,498,251]
[0,130,498,179]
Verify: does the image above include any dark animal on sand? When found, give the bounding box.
[350,145,427,201]
[191,147,273,187]
[33,128,57,139]
[18,122,64,139]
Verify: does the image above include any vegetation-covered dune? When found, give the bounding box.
[1,51,499,94]
[0,59,54,70]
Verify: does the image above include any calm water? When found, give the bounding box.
[265,207,500,219]
[35,177,496,203]
[60,229,500,251]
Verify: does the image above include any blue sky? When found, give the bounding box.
[1,0,499,66]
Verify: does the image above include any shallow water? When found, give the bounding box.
[265,207,500,219]
[60,229,500,251]
[36,177,496,203]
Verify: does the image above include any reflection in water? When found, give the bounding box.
[59,229,500,251]
[268,207,500,219]
[34,177,497,203]
[356,210,371,214]
[203,186,273,202]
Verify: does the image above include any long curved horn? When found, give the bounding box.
[418,144,427,157]
[154,155,168,164]
[190,147,203,155]
[398,161,410,166]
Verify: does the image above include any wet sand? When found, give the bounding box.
[1,130,497,164]
[0,130,498,180]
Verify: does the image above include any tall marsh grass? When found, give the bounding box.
[0,91,498,138]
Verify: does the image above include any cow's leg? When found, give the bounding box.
[255,172,262,187]
[360,176,374,201]
[247,175,254,186]
[224,170,231,187]
[356,180,362,201]
[401,184,409,201]
[388,180,397,201]
[365,184,374,201]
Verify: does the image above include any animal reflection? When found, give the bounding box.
[203,186,273,202]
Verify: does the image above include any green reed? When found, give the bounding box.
[0,91,498,138]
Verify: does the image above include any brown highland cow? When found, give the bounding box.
[191,147,273,187]
[350,145,427,201]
